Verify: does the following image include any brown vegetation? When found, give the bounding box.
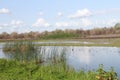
[0,23,120,40]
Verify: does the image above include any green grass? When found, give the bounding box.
[1,38,120,47]
[0,59,118,80]
[33,38,120,47]
[39,32,79,39]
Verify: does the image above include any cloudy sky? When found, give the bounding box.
[0,0,120,33]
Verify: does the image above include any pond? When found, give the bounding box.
[0,43,120,77]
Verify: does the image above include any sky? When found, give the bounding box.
[0,0,120,33]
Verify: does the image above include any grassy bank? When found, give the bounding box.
[0,59,118,80]
[1,38,120,47]
[34,38,120,47]
[35,42,120,47]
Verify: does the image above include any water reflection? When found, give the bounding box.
[0,46,120,76]
[67,47,91,69]
[67,47,120,77]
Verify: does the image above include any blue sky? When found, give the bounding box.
[0,0,120,33]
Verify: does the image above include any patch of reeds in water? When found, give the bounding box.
[2,42,68,66]
[3,41,35,53]
[2,41,39,62]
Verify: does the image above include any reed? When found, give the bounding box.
[2,41,40,63]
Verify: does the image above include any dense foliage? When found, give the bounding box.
[0,23,120,40]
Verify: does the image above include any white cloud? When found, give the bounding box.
[55,21,81,27]
[55,22,70,27]
[81,18,92,26]
[11,20,24,28]
[91,18,120,28]
[68,8,92,19]
[38,12,43,16]
[0,23,8,29]
[107,19,120,26]
[0,20,24,29]
[55,18,92,27]
[0,23,9,27]
[68,8,120,19]
[0,8,11,14]
[57,12,63,17]
[0,27,2,29]
[95,8,120,15]
[32,18,50,27]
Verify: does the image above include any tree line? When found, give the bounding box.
[0,23,120,40]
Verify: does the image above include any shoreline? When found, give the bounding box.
[0,38,119,47]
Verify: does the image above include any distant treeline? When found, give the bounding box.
[0,23,120,40]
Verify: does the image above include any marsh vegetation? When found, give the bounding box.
[0,41,119,80]
[0,58,118,80]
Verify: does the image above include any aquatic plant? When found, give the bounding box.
[2,41,40,63]
[95,64,118,80]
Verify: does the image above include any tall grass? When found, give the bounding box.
[0,59,118,80]
[2,41,40,63]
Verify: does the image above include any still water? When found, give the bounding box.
[0,45,120,76]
